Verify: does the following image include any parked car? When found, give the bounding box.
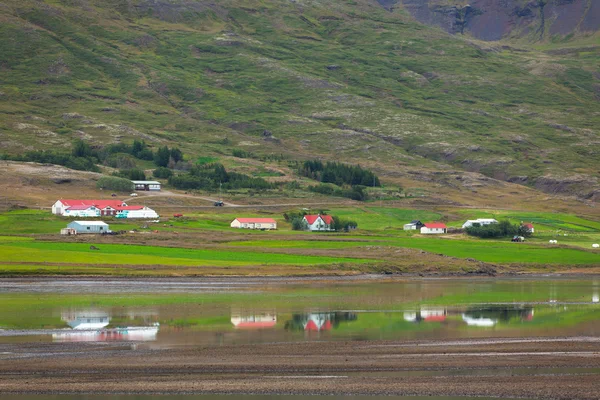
[130,193,138,197]
[173,213,183,218]
[111,193,117,197]
[214,201,224,207]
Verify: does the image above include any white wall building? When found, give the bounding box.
[132,180,161,191]
[462,218,499,229]
[420,223,447,234]
[116,206,159,219]
[62,205,101,218]
[66,221,110,234]
[303,214,334,231]
[230,218,277,230]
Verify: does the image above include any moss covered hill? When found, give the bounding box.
[0,0,598,201]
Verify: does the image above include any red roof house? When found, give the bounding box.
[420,222,448,234]
[303,214,334,231]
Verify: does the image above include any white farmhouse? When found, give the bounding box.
[230,218,277,230]
[420,223,447,234]
[62,205,100,218]
[115,206,159,219]
[462,218,498,229]
[303,214,334,231]
[66,221,110,234]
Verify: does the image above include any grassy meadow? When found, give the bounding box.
[0,205,597,276]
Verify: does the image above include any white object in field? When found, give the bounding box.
[592,244,599,248]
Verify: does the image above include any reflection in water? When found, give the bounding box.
[462,306,534,327]
[231,312,277,329]
[53,309,159,342]
[404,308,447,323]
[285,312,358,332]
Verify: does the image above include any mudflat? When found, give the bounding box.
[1,337,599,399]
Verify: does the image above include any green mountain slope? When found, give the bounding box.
[0,0,598,200]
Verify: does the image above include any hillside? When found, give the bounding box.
[0,0,599,202]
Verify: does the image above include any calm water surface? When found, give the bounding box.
[1,277,599,347]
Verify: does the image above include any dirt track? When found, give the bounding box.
[1,337,599,398]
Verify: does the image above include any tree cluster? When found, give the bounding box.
[300,160,380,187]
[168,163,273,191]
[465,220,530,238]
[96,176,134,192]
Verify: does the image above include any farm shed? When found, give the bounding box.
[60,227,77,235]
[403,220,424,230]
[462,219,498,229]
[132,180,161,191]
[303,214,334,231]
[522,223,535,233]
[230,218,277,230]
[420,223,447,234]
[66,221,110,234]
[115,206,159,219]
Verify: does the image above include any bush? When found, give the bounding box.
[96,176,134,192]
[291,217,308,231]
[465,220,518,238]
[153,167,173,179]
[115,168,146,180]
[332,216,358,232]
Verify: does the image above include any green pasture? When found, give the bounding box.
[0,241,369,267]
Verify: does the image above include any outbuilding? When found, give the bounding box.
[230,218,277,230]
[66,221,110,234]
[521,223,535,233]
[115,206,159,219]
[403,220,424,230]
[420,223,447,234]
[132,180,161,191]
[462,218,498,229]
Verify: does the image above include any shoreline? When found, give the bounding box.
[1,337,599,399]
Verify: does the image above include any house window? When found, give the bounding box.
[87,227,90,230]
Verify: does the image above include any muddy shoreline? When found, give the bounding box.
[1,337,599,398]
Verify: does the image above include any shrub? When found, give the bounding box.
[96,176,134,192]
[153,167,173,179]
[300,160,380,187]
[291,217,308,231]
[465,220,518,238]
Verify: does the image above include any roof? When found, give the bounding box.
[115,206,145,211]
[70,221,109,226]
[523,223,534,228]
[233,321,277,329]
[65,205,97,211]
[132,180,161,185]
[410,220,422,224]
[59,200,125,209]
[304,214,333,225]
[235,218,277,223]
[423,223,447,229]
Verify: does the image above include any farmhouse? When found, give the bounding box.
[66,221,110,234]
[522,223,535,233]
[115,206,159,219]
[403,220,424,230]
[420,222,447,234]
[230,218,277,230]
[52,199,127,217]
[303,214,334,231]
[462,218,498,229]
[132,180,161,191]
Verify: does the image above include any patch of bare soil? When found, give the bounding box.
[1,338,599,398]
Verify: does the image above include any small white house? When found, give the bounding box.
[132,180,161,191]
[403,220,424,231]
[420,223,447,234]
[230,218,277,230]
[462,219,498,229]
[66,221,110,234]
[303,214,334,231]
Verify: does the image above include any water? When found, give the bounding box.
[1,277,599,348]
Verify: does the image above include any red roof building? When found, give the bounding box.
[303,214,334,231]
[52,199,128,216]
[420,222,448,234]
[230,218,277,230]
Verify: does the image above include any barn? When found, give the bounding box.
[303,214,334,231]
[115,206,159,219]
[403,220,424,230]
[132,180,161,191]
[462,218,498,228]
[66,221,110,234]
[420,223,447,234]
[230,218,277,230]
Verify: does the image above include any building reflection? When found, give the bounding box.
[403,308,446,323]
[462,306,534,327]
[53,309,159,342]
[231,311,277,329]
[284,312,357,332]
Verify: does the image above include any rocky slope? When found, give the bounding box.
[388,0,600,41]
